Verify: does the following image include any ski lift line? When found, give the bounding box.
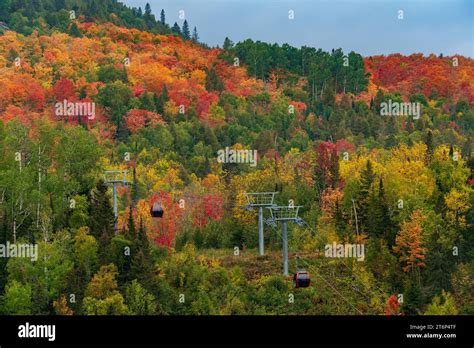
[296,255,385,313]
[268,218,394,314]
[296,253,390,314]
[303,220,384,294]
[312,269,364,315]
[294,250,374,303]
[265,214,394,314]
[303,220,394,295]
[300,220,392,305]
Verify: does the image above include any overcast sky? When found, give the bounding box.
[123,0,473,57]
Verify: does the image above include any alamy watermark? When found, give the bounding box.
[324,242,365,262]
[380,99,421,119]
[55,100,96,120]
[18,322,55,342]
[217,147,258,167]
[0,242,38,262]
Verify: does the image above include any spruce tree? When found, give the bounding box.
[367,177,392,241]
[0,0,10,20]
[131,167,138,207]
[69,22,82,38]
[385,116,398,149]
[143,3,154,28]
[182,20,190,40]
[137,219,150,251]
[192,26,199,42]
[139,92,155,112]
[160,9,165,25]
[223,37,234,50]
[334,199,346,240]
[130,219,153,288]
[360,160,375,198]
[330,147,339,188]
[126,206,136,241]
[205,66,224,92]
[155,85,169,117]
[425,129,434,163]
[357,160,375,233]
[171,22,181,35]
[378,178,393,243]
[203,125,219,152]
[145,3,152,16]
[116,119,130,142]
[0,210,8,294]
[373,89,385,114]
[89,180,115,262]
[402,278,424,314]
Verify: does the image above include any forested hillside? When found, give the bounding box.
[0,0,170,35]
[0,0,472,316]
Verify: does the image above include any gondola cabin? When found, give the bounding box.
[150,202,164,218]
[294,271,310,288]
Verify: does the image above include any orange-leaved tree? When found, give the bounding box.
[393,210,426,273]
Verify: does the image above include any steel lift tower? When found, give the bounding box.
[104,170,128,233]
[242,192,277,256]
[266,205,304,275]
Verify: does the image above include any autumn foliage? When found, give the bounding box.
[384,295,401,316]
[393,210,427,273]
[365,54,474,103]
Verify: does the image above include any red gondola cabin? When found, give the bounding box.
[150,202,164,218]
[294,271,310,288]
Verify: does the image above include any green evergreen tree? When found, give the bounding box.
[367,177,392,241]
[203,125,219,152]
[96,81,132,129]
[425,129,434,163]
[155,85,169,118]
[139,92,156,112]
[223,37,234,50]
[192,26,199,42]
[385,116,398,149]
[171,22,181,35]
[69,22,82,38]
[330,147,339,188]
[0,0,11,21]
[116,119,130,142]
[205,66,224,92]
[357,160,375,233]
[131,167,138,207]
[145,3,152,16]
[160,9,165,25]
[124,279,157,314]
[126,205,136,241]
[373,89,385,113]
[89,180,115,264]
[0,211,8,295]
[402,278,424,315]
[334,199,346,240]
[130,219,154,288]
[182,20,190,40]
